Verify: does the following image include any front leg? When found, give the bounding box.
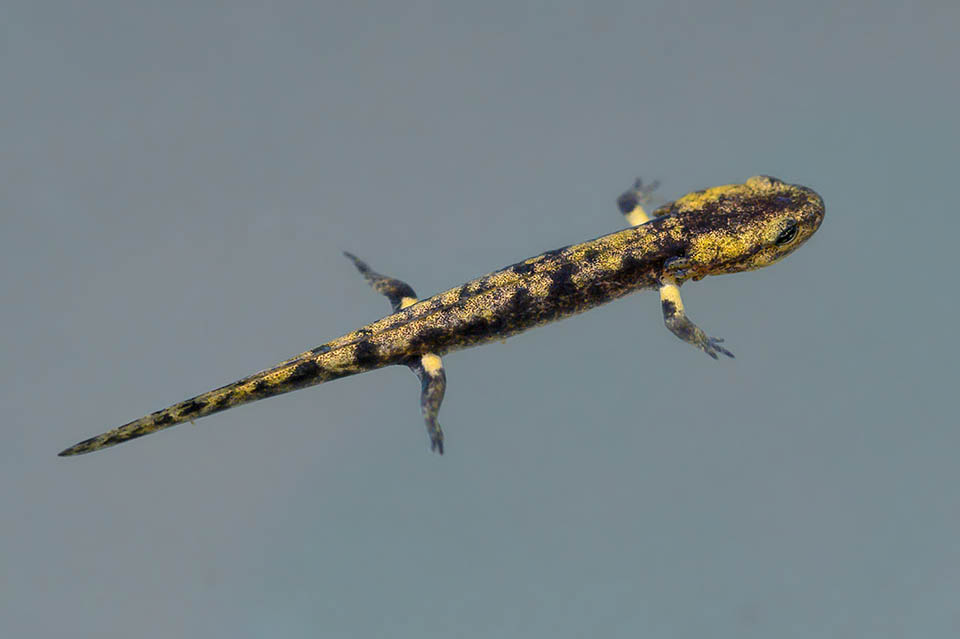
[659,276,734,360]
[616,177,660,227]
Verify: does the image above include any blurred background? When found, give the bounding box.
[3,1,958,637]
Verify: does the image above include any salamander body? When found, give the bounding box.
[59,175,824,456]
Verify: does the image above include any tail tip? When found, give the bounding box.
[57,437,98,457]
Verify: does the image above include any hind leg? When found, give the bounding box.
[409,354,446,453]
[344,252,449,453]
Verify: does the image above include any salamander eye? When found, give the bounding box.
[774,220,799,246]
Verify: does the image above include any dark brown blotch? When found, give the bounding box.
[512,261,537,276]
[410,327,448,351]
[180,399,205,415]
[547,262,579,301]
[506,286,539,325]
[619,253,648,280]
[541,246,567,261]
[581,280,615,306]
[460,314,494,340]
[211,391,235,411]
[287,360,323,387]
[353,341,380,368]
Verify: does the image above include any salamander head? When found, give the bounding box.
[655,175,825,280]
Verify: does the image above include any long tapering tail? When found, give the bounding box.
[58,342,362,456]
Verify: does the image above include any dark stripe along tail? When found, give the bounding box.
[57,341,371,456]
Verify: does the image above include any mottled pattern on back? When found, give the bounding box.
[59,175,824,457]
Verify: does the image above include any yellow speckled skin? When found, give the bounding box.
[59,175,824,457]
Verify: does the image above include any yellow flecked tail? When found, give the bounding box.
[58,342,359,456]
